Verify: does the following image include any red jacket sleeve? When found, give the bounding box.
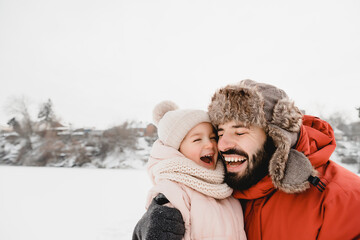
[317,183,360,240]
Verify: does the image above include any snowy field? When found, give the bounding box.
[0,166,151,240]
[0,153,358,240]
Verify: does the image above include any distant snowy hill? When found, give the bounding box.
[2,127,359,174]
[330,140,360,174]
[0,130,153,169]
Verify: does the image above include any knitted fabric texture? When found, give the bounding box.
[148,140,233,199]
[152,100,211,150]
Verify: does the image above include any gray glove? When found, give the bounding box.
[132,193,185,240]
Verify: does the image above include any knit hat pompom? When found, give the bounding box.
[153,101,179,126]
[152,100,211,149]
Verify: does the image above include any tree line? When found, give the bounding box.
[0,97,156,168]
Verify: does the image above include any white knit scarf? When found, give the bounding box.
[149,156,233,199]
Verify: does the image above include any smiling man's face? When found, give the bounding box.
[217,121,275,190]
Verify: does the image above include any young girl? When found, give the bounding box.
[143,101,246,240]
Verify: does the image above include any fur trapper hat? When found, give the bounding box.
[208,79,317,193]
[153,101,211,150]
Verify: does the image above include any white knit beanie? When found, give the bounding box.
[153,101,211,149]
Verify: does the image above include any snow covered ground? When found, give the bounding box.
[0,166,151,240]
[0,150,358,240]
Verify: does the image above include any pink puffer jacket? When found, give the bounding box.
[146,140,247,240]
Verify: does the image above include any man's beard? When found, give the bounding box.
[223,137,276,191]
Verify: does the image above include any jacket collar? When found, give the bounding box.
[233,115,336,199]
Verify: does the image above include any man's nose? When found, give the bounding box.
[218,134,235,152]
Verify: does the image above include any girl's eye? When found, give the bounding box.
[193,139,201,142]
[236,133,245,136]
[218,134,223,138]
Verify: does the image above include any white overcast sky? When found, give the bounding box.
[0,0,359,129]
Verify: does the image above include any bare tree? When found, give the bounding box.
[7,117,24,136]
[4,96,34,135]
[102,121,139,152]
[5,96,34,152]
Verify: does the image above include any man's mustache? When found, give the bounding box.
[220,149,249,159]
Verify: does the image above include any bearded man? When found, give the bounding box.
[133,80,360,240]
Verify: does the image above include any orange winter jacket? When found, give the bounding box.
[234,115,360,240]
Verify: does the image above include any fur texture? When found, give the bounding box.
[271,98,303,132]
[208,82,267,128]
[267,124,316,193]
[208,79,315,193]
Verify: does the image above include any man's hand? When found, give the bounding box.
[132,193,185,240]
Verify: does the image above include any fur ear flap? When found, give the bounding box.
[271,98,303,132]
[153,101,178,126]
[267,124,315,193]
[278,149,317,193]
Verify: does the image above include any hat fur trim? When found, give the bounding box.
[208,80,311,193]
[267,124,316,193]
[208,83,267,128]
[271,98,303,132]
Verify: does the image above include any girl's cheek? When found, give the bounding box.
[214,142,219,151]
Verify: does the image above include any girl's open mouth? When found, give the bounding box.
[200,154,214,164]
